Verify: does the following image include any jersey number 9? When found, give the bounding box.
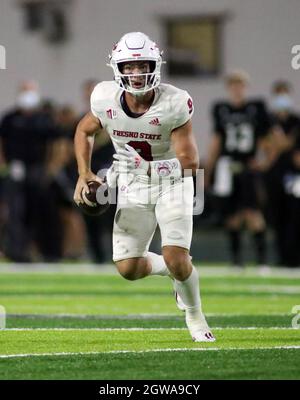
[127,141,153,161]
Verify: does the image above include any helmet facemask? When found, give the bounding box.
[108,32,164,95]
[111,58,162,96]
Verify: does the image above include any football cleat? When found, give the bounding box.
[191,330,216,343]
[169,270,215,342]
[185,312,216,343]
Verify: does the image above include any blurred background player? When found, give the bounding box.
[279,137,300,267]
[44,103,85,261]
[264,81,300,265]
[78,79,115,263]
[73,32,215,342]
[205,70,272,268]
[0,80,57,262]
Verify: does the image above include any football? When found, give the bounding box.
[78,180,110,216]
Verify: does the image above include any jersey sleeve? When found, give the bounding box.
[171,91,194,131]
[90,82,105,123]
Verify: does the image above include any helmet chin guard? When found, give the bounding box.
[108,32,164,95]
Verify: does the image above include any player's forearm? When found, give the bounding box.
[74,112,101,175]
[147,153,199,181]
[74,129,94,175]
[170,120,199,176]
[176,153,199,175]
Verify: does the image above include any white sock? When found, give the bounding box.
[147,252,170,276]
[174,266,202,313]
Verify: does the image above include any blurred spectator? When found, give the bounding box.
[205,70,272,268]
[41,99,57,120]
[0,80,57,262]
[269,81,299,156]
[76,79,115,264]
[46,105,86,260]
[280,141,300,266]
[264,81,300,265]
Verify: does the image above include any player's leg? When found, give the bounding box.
[113,203,163,279]
[156,177,215,342]
[225,211,244,267]
[115,257,150,280]
[162,245,214,342]
[241,169,267,267]
[244,208,267,266]
[113,179,170,280]
[115,251,171,280]
[223,172,245,267]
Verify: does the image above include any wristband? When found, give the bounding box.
[150,158,182,181]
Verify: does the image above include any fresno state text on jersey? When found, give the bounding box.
[91,81,194,162]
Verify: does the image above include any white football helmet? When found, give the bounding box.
[108,32,163,95]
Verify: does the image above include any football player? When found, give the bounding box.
[264,81,300,265]
[205,70,271,268]
[73,32,215,342]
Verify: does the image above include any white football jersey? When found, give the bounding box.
[91,81,194,161]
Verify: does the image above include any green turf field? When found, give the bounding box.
[0,266,299,380]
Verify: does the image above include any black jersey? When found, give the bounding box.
[212,100,272,162]
[0,109,55,166]
[271,113,300,138]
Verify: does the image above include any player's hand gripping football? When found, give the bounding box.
[73,171,103,206]
[113,144,150,176]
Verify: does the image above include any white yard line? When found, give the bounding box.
[0,346,300,359]
[246,285,300,294]
[1,327,297,331]
[7,312,290,319]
